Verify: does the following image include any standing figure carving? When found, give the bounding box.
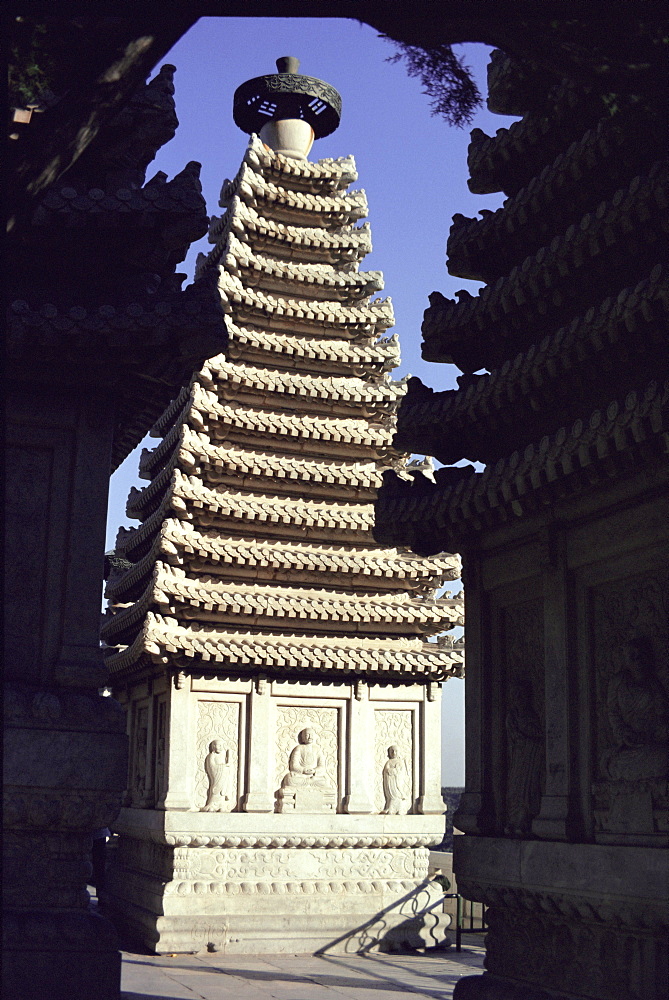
[201,739,232,812]
[381,745,410,815]
[601,638,669,782]
[504,678,543,836]
[277,727,335,813]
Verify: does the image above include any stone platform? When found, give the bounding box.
[103,810,451,955]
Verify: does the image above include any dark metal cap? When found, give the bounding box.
[233,57,341,139]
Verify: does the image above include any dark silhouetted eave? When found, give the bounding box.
[378,379,669,551]
[423,163,668,371]
[448,108,662,283]
[397,264,668,464]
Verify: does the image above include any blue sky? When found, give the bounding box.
[105,16,517,785]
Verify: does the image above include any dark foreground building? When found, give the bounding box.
[5,58,226,1000]
[376,46,669,1000]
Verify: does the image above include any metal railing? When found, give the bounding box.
[444,894,487,951]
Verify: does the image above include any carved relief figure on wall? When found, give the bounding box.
[504,678,544,837]
[601,638,669,782]
[201,739,233,812]
[282,728,331,789]
[277,727,336,813]
[381,745,411,815]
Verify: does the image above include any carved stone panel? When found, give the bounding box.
[374,710,413,814]
[4,444,54,679]
[275,706,339,805]
[484,900,665,1000]
[153,697,167,806]
[130,703,150,807]
[590,568,669,842]
[500,599,545,837]
[183,846,426,887]
[195,701,240,812]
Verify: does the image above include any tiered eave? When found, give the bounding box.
[104,134,463,684]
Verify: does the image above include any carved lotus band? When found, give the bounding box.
[165,878,418,896]
[159,833,439,849]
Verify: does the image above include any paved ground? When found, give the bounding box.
[89,886,484,998]
[120,942,486,999]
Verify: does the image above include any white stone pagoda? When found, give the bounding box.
[101,59,464,955]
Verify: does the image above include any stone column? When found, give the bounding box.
[242,676,275,812]
[3,386,127,1000]
[343,681,375,813]
[161,672,193,811]
[417,684,447,814]
[533,528,579,840]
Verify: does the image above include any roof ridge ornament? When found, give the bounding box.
[233,56,342,161]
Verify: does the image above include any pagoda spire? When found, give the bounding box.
[233,56,342,159]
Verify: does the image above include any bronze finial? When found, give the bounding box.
[233,58,341,140]
[276,56,300,74]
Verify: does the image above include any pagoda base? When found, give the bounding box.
[453,836,669,1000]
[2,909,121,1000]
[102,809,451,954]
[453,974,583,1000]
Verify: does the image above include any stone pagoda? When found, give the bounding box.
[376,48,668,1000]
[101,58,464,955]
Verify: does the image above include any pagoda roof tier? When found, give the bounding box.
[216,269,394,337]
[196,358,406,416]
[8,274,227,473]
[127,448,386,524]
[397,265,668,464]
[377,378,669,552]
[205,412,396,460]
[104,612,464,682]
[219,162,368,226]
[136,425,391,499]
[107,521,460,600]
[485,50,552,118]
[449,109,660,283]
[148,378,397,443]
[224,321,401,375]
[115,473,379,562]
[8,276,224,354]
[467,82,609,197]
[241,135,358,192]
[205,233,384,304]
[143,387,396,470]
[102,562,463,644]
[208,201,372,265]
[156,379,396,444]
[31,162,206,230]
[423,164,668,370]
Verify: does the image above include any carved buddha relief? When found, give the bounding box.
[195,701,240,811]
[500,600,545,837]
[504,678,543,837]
[591,570,669,840]
[277,727,336,813]
[601,637,669,782]
[374,709,413,813]
[381,745,410,815]
[201,739,233,812]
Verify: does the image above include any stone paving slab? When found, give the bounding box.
[120,943,486,999]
